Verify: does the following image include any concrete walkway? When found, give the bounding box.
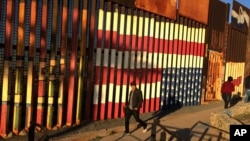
[50,100,244,141]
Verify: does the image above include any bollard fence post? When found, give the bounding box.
[150,119,157,141]
[28,121,35,141]
[160,131,166,141]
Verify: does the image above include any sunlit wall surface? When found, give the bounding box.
[0,0,232,137]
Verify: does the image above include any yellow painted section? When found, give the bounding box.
[14,95,22,103]
[26,62,33,104]
[2,61,10,101]
[38,97,44,103]
[48,97,54,105]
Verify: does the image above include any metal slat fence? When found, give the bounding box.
[0,0,206,137]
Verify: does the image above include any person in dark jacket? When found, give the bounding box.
[244,73,250,103]
[221,76,235,109]
[124,81,148,135]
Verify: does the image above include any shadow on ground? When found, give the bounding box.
[111,121,229,141]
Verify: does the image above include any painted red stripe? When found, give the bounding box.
[100,103,106,120]
[36,107,43,124]
[0,104,8,136]
[67,4,79,125]
[114,103,119,119]
[107,102,113,119]
[94,67,162,85]
[92,105,98,121]
[98,30,205,55]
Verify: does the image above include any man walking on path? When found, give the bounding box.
[221,76,235,109]
[244,72,250,103]
[124,81,148,135]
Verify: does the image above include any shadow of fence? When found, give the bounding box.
[148,120,229,141]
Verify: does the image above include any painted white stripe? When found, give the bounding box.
[169,22,174,40]
[98,10,104,30]
[126,14,132,35]
[130,51,135,69]
[172,54,177,68]
[165,22,170,40]
[174,23,179,40]
[124,51,129,68]
[179,24,183,40]
[148,53,153,68]
[167,54,172,68]
[136,51,142,69]
[93,85,99,104]
[108,84,114,102]
[142,51,147,68]
[96,49,102,66]
[132,15,138,35]
[155,21,160,38]
[153,53,158,68]
[120,12,125,34]
[151,83,156,98]
[115,85,121,103]
[121,85,127,103]
[103,49,109,66]
[145,84,151,99]
[117,52,123,68]
[160,21,165,39]
[144,17,149,37]
[101,85,107,104]
[111,50,116,67]
[138,16,143,37]
[158,53,163,68]
[96,48,204,69]
[149,18,155,37]
[106,12,111,31]
[113,12,118,32]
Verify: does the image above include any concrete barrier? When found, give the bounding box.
[210,102,250,139]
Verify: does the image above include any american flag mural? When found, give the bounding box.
[0,0,210,137]
[93,1,206,120]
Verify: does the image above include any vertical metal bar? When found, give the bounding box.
[85,0,97,121]
[107,3,119,119]
[66,0,79,126]
[181,17,188,106]
[76,0,87,123]
[150,15,159,111]
[105,1,112,119]
[25,0,36,130]
[57,0,67,127]
[113,4,121,119]
[0,0,12,136]
[118,6,127,118]
[191,21,197,106]
[47,0,56,129]
[36,0,47,126]
[126,8,132,93]
[13,0,25,135]
[160,17,166,110]
[178,16,185,106]
[156,16,165,111]
[92,0,102,121]
[138,10,145,112]
[185,19,192,106]
[174,17,181,106]
[168,20,175,107]
[142,12,151,112]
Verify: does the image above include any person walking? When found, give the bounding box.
[244,72,250,103]
[221,76,235,109]
[124,81,148,135]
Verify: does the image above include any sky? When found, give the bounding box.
[221,0,250,9]
[221,0,250,22]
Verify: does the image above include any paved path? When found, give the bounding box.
[4,100,243,141]
[50,100,244,141]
